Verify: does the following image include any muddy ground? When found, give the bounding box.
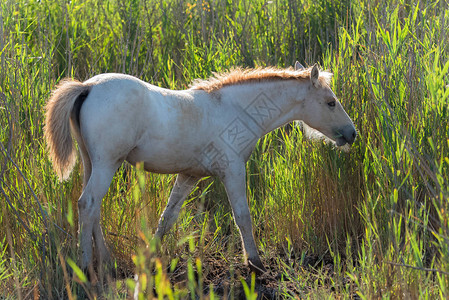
[111,251,342,299]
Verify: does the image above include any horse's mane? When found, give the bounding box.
[190,66,332,93]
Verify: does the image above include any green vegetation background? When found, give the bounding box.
[0,0,448,298]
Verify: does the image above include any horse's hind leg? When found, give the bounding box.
[154,174,198,240]
[79,139,92,189]
[72,117,92,189]
[93,210,110,264]
[77,134,111,278]
[78,163,118,272]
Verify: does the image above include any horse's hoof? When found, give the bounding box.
[248,260,267,276]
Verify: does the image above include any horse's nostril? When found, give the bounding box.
[344,129,357,145]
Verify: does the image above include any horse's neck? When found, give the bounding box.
[224,80,306,135]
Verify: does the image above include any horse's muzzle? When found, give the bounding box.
[335,125,357,146]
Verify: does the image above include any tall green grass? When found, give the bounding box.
[1,0,448,298]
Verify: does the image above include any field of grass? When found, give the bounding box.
[1,0,449,298]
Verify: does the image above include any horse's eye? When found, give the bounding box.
[328,101,336,107]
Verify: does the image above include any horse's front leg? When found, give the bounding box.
[154,174,198,240]
[222,163,267,274]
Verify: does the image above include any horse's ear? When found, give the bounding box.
[310,64,319,86]
[295,61,305,71]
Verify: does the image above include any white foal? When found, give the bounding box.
[44,62,356,275]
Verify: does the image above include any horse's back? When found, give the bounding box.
[85,72,147,86]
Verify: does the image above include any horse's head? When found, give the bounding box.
[296,63,356,146]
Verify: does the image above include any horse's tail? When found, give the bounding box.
[44,79,91,180]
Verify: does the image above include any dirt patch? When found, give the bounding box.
[165,254,302,299]
[109,249,344,298]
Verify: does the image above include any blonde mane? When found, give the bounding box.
[190,66,332,92]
